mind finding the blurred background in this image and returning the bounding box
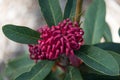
[0,0,120,78]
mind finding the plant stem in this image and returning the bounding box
[75,0,83,23]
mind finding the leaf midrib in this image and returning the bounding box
[69,0,76,19]
[31,62,51,80]
[13,64,34,76]
[48,0,56,25]
[80,52,116,74]
[65,0,73,19]
[5,28,39,40]
[11,64,34,71]
[91,1,100,44]
[69,1,74,19]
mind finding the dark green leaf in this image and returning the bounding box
[2,24,40,44]
[82,73,120,80]
[15,60,54,80]
[64,66,83,80]
[95,42,120,53]
[6,54,34,79]
[44,66,65,80]
[103,23,112,42]
[76,45,119,76]
[7,54,34,69]
[64,0,77,20]
[44,72,58,80]
[83,0,106,44]
[108,51,120,68]
[64,0,73,19]
[38,0,63,26]
[79,64,103,75]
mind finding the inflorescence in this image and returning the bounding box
[29,18,84,66]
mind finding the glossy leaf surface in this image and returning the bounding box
[83,0,106,44]
[95,42,120,53]
[64,66,83,80]
[38,0,63,26]
[76,45,119,76]
[64,0,77,20]
[15,60,54,80]
[2,25,40,44]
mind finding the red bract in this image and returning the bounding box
[29,18,84,66]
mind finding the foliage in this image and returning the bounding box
[2,0,120,80]
[15,60,54,80]
[38,0,63,26]
[64,66,83,80]
[5,54,34,80]
[2,25,40,44]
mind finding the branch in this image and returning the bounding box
[74,0,83,23]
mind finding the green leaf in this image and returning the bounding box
[44,66,65,80]
[82,73,120,80]
[38,0,63,26]
[95,42,120,53]
[15,60,54,80]
[103,23,112,42]
[108,51,120,68]
[64,66,83,80]
[6,54,34,79]
[44,72,58,80]
[79,64,102,75]
[76,45,119,76]
[64,0,77,20]
[64,0,73,19]
[2,24,40,44]
[83,0,106,44]
[44,72,62,80]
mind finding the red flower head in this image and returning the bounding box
[29,18,84,66]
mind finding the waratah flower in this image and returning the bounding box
[29,18,84,66]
